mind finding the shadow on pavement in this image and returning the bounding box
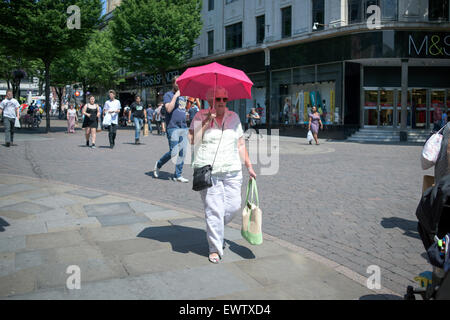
[122,142,147,145]
[0,217,10,232]
[137,225,255,259]
[145,171,172,181]
[359,294,403,300]
[380,217,421,240]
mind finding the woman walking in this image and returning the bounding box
[154,103,163,135]
[66,103,78,133]
[189,87,257,264]
[82,96,100,148]
[308,105,323,145]
[246,107,262,139]
[103,90,122,148]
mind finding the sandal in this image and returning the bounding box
[208,253,221,264]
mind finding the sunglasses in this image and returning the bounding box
[215,97,228,102]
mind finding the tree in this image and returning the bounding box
[110,0,202,84]
[77,29,124,104]
[0,0,102,132]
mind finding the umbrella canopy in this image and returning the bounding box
[176,62,253,101]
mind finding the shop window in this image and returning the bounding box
[429,0,449,21]
[207,30,214,55]
[281,6,292,38]
[225,22,242,51]
[312,0,325,31]
[208,0,214,11]
[256,15,265,44]
[380,0,398,20]
[348,0,363,23]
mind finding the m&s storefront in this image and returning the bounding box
[359,31,450,131]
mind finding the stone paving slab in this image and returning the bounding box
[0,201,53,215]
[0,252,15,277]
[31,195,77,209]
[66,189,107,199]
[96,214,149,228]
[0,236,26,253]
[0,220,47,238]
[143,209,193,221]
[79,225,137,243]
[46,217,101,233]
[84,202,135,217]
[25,230,86,250]
[128,201,168,214]
[0,184,37,198]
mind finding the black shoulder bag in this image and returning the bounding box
[192,121,224,191]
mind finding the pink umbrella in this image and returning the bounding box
[176,62,253,102]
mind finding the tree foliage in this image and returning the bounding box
[78,29,124,92]
[0,0,102,132]
[110,0,203,80]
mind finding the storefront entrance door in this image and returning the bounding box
[379,89,394,127]
[363,89,395,127]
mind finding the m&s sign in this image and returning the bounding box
[409,34,450,57]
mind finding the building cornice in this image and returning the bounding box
[186,22,450,66]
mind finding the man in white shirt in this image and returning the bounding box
[103,89,121,148]
[0,90,20,147]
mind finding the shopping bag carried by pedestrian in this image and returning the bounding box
[103,113,112,127]
[307,130,313,143]
[241,178,263,245]
[143,123,149,136]
[14,118,21,128]
[422,125,445,170]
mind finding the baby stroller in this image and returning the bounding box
[405,174,450,300]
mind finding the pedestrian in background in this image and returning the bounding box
[246,107,262,140]
[67,103,78,133]
[103,90,121,149]
[0,89,20,147]
[154,75,189,183]
[187,98,200,127]
[128,95,147,145]
[146,104,154,134]
[188,86,256,264]
[154,103,163,135]
[433,104,443,132]
[308,105,323,145]
[82,96,100,148]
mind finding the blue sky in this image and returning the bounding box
[102,0,107,15]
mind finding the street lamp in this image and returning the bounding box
[312,22,328,31]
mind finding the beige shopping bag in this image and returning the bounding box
[144,123,149,136]
[241,179,263,245]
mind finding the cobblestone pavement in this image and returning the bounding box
[0,120,432,295]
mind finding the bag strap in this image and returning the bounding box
[211,120,225,169]
[251,179,259,207]
[245,178,252,204]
